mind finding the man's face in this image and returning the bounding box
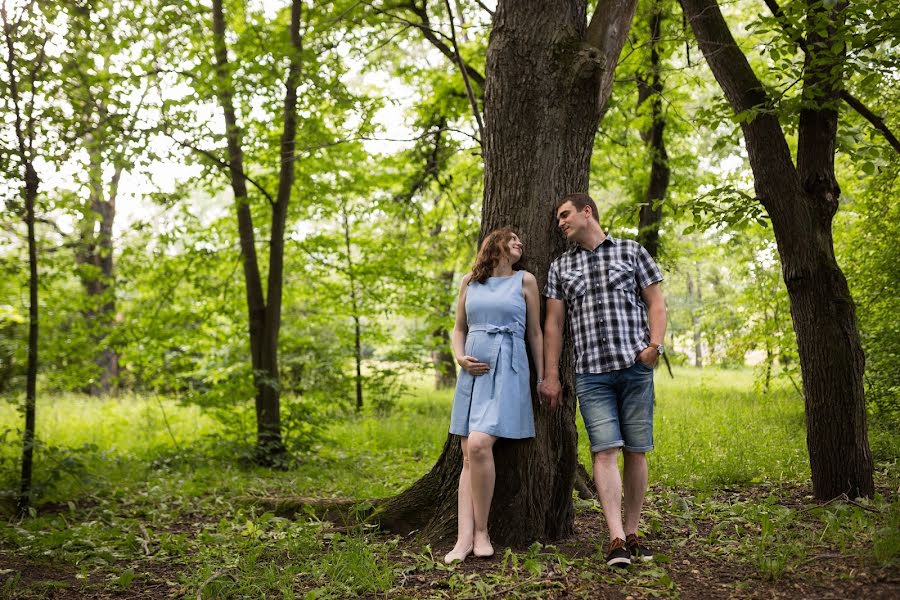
[556,201,590,239]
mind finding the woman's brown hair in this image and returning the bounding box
[470,227,518,284]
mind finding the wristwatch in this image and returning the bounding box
[648,343,665,355]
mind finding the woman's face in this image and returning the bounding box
[505,233,523,264]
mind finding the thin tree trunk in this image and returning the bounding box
[680,0,873,498]
[211,0,303,462]
[692,267,702,367]
[18,162,39,518]
[258,0,303,456]
[636,2,669,259]
[343,213,364,412]
[374,0,639,545]
[4,2,44,518]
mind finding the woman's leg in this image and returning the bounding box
[444,437,474,562]
[467,431,497,557]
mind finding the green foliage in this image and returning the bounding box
[836,159,900,434]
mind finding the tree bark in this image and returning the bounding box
[374,0,638,545]
[680,0,873,498]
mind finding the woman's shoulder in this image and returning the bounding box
[459,272,476,290]
[519,270,537,284]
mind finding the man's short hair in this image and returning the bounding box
[556,193,600,223]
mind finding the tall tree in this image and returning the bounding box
[1,0,49,516]
[207,0,303,463]
[679,0,874,498]
[375,0,639,545]
[63,0,154,395]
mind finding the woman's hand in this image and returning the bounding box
[457,355,490,376]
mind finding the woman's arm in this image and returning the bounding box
[523,272,544,383]
[453,274,489,376]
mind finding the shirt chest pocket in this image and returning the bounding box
[561,270,588,300]
[607,261,636,291]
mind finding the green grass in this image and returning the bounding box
[650,367,810,487]
[0,368,897,598]
[1,368,892,504]
[568,367,811,488]
[0,391,221,453]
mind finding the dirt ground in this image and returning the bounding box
[3,483,898,599]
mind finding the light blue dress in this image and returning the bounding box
[449,270,535,439]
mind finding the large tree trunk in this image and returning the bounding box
[76,135,120,396]
[374,0,638,546]
[680,0,873,498]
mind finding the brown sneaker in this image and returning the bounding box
[625,533,654,562]
[605,537,631,568]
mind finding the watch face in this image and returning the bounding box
[657,345,665,355]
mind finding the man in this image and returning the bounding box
[539,193,667,568]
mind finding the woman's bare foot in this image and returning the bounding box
[443,542,473,563]
[473,533,494,558]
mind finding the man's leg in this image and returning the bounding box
[576,372,632,566]
[622,450,648,536]
[467,431,497,557]
[621,362,656,560]
[445,437,474,562]
[593,448,625,542]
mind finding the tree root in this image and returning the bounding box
[235,495,381,525]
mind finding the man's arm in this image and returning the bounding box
[637,282,667,367]
[539,298,566,410]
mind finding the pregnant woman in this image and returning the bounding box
[444,227,543,563]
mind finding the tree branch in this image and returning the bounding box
[169,135,277,206]
[763,0,899,154]
[442,0,483,141]
[584,0,640,104]
[473,0,494,18]
[367,0,485,91]
[839,91,900,153]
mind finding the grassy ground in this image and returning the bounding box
[0,367,897,598]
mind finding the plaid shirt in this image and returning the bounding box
[544,234,663,374]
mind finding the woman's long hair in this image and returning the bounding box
[470,227,518,284]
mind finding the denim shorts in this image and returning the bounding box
[575,362,655,453]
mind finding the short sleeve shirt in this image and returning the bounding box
[543,235,663,374]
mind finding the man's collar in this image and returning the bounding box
[567,232,615,254]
